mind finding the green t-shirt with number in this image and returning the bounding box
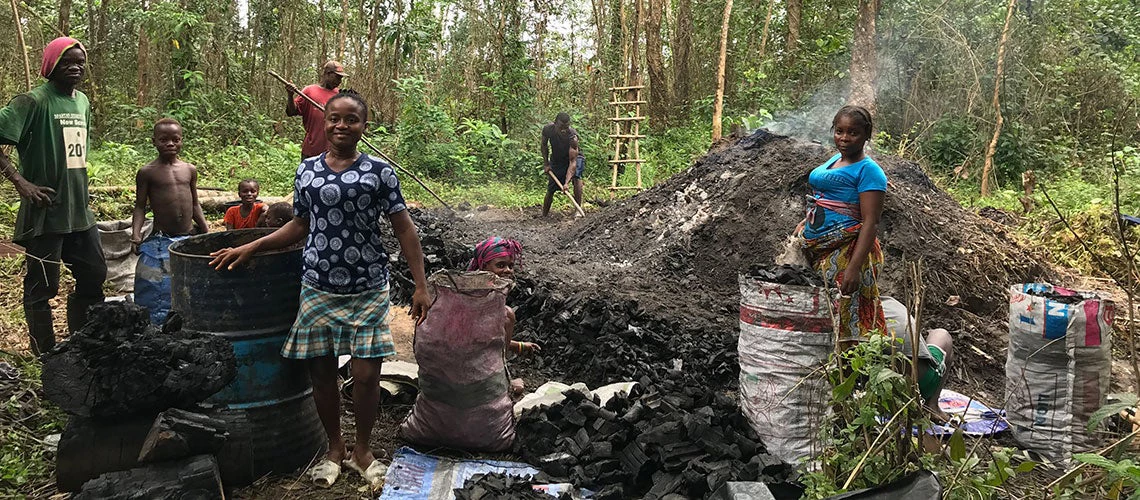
[0,83,94,242]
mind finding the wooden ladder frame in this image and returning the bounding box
[608,84,646,196]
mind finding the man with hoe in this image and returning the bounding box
[0,37,107,355]
[286,60,348,159]
[540,112,583,217]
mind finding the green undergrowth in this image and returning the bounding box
[943,169,1140,280]
[0,352,64,496]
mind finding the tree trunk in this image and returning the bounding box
[759,0,776,58]
[712,0,732,141]
[981,0,1017,197]
[606,0,623,83]
[848,0,880,116]
[10,0,31,91]
[671,0,692,107]
[337,0,348,60]
[628,0,641,86]
[786,0,801,53]
[534,6,548,95]
[318,0,328,66]
[58,0,72,33]
[365,0,379,102]
[135,0,149,126]
[645,0,671,124]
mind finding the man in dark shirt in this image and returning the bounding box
[540,113,582,217]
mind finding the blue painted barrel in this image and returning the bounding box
[169,229,325,487]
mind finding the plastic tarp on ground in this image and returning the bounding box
[927,389,1009,437]
[823,470,941,500]
[1005,283,1112,464]
[378,447,585,500]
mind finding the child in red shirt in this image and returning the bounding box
[223,178,264,230]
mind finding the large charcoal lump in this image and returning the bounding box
[42,303,237,418]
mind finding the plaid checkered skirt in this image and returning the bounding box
[281,283,396,359]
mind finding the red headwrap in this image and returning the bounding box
[467,237,523,272]
[40,37,85,79]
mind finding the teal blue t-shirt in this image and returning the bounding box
[803,154,887,239]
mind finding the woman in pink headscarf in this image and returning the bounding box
[468,237,540,356]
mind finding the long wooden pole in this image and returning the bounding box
[981,0,1016,197]
[11,0,32,91]
[711,0,732,141]
[546,171,586,217]
[268,70,451,210]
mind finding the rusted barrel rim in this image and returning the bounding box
[169,228,300,260]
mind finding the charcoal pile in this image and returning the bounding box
[452,473,557,500]
[1023,287,1087,304]
[514,375,800,500]
[386,208,473,304]
[509,279,736,388]
[41,303,237,418]
[745,264,824,287]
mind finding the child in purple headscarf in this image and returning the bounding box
[469,237,540,357]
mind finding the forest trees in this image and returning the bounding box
[0,0,1133,193]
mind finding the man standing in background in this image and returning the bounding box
[0,37,107,354]
[540,112,583,217]
[285,60,348,160]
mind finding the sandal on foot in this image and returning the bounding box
[310,458,341,488]
[343,458,388,489]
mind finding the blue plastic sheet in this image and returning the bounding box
[379,447,585,499]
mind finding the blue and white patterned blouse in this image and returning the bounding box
[293,153,408,294]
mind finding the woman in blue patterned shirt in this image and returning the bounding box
[210,90,431,489]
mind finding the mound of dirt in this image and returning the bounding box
[562,130,1050,321]
[538,130,1053,392]
[388,130,1056,396]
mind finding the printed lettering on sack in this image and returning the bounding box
[1035,393,1052,426]
[1044,300,1069,340]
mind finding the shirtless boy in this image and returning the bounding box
[130,118,207,325]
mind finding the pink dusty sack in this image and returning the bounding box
[399,271,515,452]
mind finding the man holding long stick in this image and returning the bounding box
[540,112,583,217]
[286,61,347,160]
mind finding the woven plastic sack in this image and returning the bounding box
[97,219,151,292]
[400,271,516,452]
[738,274,832,464]
[1005,283,1113,464]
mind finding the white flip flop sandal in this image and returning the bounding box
[310,458,341,488]
[343,458,388,489]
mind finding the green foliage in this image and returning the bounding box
[0,353,65,496]
[802,333,1033,499]
[921,116,977,172]
[803,333,927,497]
[1088,394,1139,433]
[943,448,1036,500]
[394,76,469,179]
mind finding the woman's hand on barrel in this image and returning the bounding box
[209,243,256,271]
[410,287,432,325]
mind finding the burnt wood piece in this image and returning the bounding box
[138,408,229,463]
[74,454,224,500]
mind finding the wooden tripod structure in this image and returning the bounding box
[608,84,646,195]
